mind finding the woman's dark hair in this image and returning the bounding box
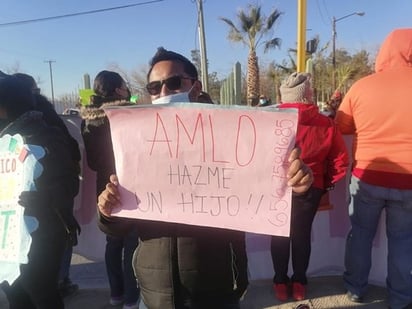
[91,70,125,106]
[0,75,35,120]
[147,47,198,82]
[197,91,213,104]
[13,73,40,94]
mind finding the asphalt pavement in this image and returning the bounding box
[0,253,389,309]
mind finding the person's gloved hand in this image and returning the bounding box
[18,191,46,209]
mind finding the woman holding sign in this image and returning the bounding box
[0,74,80,308]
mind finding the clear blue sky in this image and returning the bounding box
[0,0,410,99]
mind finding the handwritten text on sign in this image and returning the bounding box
[0,136,26,262]
[0,134,43,284]
[105,104,297,236]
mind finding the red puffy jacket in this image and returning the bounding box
[279,103,349,189]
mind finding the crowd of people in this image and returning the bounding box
[0,27,411,309]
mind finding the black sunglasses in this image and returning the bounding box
[146,75,194,95]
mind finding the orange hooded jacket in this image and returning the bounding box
[335,28,412,189]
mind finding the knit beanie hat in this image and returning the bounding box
[280,72,313,103]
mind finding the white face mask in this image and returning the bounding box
[151,84,194,105]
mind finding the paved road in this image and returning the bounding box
[0,254,389,308]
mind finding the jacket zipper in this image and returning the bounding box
[229,243,238,290]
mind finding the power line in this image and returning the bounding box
[315,0,329,27]
[0,0,164,27]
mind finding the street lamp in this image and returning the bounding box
[332,11,365,90]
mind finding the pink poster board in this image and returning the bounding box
[105,104,297,236]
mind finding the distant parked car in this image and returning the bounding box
[62,108,80,116]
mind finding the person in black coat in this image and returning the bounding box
[0,74,80,308]
[81,70,140,308]
[13,72,81,298]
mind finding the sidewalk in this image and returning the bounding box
[0,254,388,309]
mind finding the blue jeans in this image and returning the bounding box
[105,230,140,304]
[344,176,412,309]
[59,246,73,281]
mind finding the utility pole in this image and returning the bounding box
[332,12,364,90]
[196,0,209,93]
[296,0,307,72]
[44,60,56,104]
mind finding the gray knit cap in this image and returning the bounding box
[280,72,313,103]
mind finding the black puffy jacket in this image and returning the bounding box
[81,100,130,196]
[1,111,79,237]
[98,214,249,309]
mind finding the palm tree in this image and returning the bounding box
[220,4,282,105]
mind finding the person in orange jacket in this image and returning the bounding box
[335,28,412,309]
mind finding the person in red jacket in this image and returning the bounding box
[270,72,349,302]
